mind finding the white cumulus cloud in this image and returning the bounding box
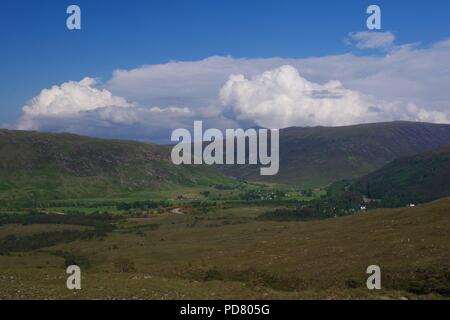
[12,37,450,142]
[16,77,239,142]
[18,78,133,130]
[219,65,449,128]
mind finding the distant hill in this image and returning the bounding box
[220,121,450,187]
[351,143,450,206]
[0,129,232,202]
[2,121,450,202]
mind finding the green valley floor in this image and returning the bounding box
[0,199,449,300]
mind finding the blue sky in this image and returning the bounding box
[1,0,450,141]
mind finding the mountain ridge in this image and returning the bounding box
[351,142,450,205]
[0,129,233,202]
[2,120,450,201]
[219,121,450,187]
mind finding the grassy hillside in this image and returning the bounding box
[220,121,450,187]
[2,121,450,203]
[0,129,234,203]
[0,198,449,299]
[352,143,450,206]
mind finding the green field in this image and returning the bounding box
[0,128,449,300]
[0,196,449,300]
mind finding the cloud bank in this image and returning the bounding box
[14,36,450,142]
[18,78,133,131]
[220,65,448,128]
[17,77,238,142]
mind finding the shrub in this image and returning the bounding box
[113,258,136,273]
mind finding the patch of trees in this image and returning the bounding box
[257,207,323,221]
[351,266,450,297]
[200,191,210,198]
[0,211,118,234]
[240,189,285,201]
[116,200,170,211]
[0,230,99,255]
[211,184,237,190]
[0,199,120,209]
[308,183,363,216]
[190,201,217,215]
[0,211,119,254]
[301,189,313,197]
[401,267,450,296]
[52,250,92,268]
[175,266,303,292]
[258,183,364,221]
